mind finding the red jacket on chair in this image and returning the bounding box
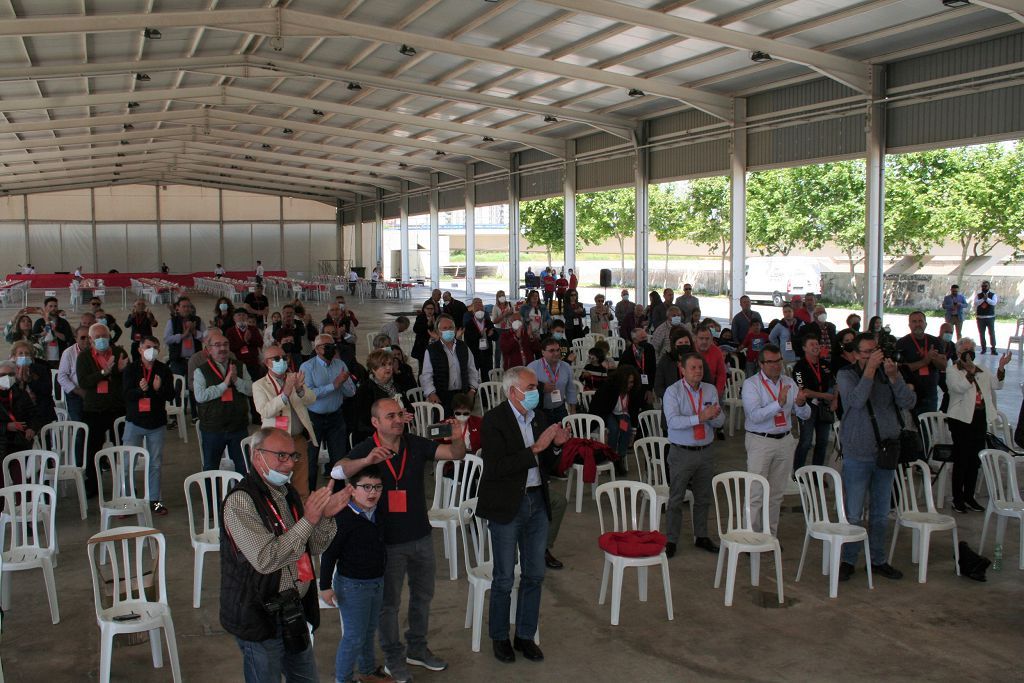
[559,437,618,483]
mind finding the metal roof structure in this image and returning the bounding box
[1,0,1022,205]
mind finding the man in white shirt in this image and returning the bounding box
[380,316,410,347]
[420,315,479,415]
[254,259,265,284]
[741,343,810,536]
[58,325,91,423]
[974,280,999,354]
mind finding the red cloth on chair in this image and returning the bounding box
[558,437,618,483]
[598,530,667,557]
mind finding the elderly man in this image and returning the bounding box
[731,296,763,345]
[340,398,467,681]
[195,331,253,473]
[695,325,727,397]
[464,298,496,380]
[77,322,130,496]
[221,428,350,682]
[527,337,576,425]
[381,316,410,347]
[421,315,479,415]
[478,367,570,664]
[794,293,817,325]
[165,296,204,420]
[300,334,356,490]
[33,296,75,368]
[651,306,684,359]
[441,291,468,331]
[614,289,633,324]
[741,344,810,536]
[57,325,91,424]
[254,344,318,499]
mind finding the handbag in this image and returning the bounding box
[814,401,836,424]
[865,383,919,470]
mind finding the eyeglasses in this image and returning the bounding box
[77,336,90,340]
[256,448,302,463]
[761,358,783,364]
[453,412,471,417]
[354,484,384,493]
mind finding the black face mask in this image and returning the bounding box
[961,350,975,362]
[842,342,856,353]
[321,345,336,361]
[674,345,690,359]
[850,323,861,332]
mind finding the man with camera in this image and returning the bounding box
[340,397,467,682]
[895,311,948,419]
[835,333,916,582]
[221,427,351,682]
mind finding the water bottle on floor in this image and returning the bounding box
[993,543,1002,571]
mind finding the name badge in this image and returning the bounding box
[618,417,630,433]
[296,552,315,583]
[784,341,792,352]
[388,489,407,513]
[240,346,249,355]
[550,389,562,403]
[275,415,290,431]
[182,337,193,351]
[478,339,488,351]
[919,366,930,376]
[133,333,142,342]
[97,380,109,394]
[221,387,234,402]
[138,398,151,413]
[640,375,649,385]
[774,412,788,428]
[693,423,706,440]
[575,318,581,326]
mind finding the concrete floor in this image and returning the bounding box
[2,287,1022,683]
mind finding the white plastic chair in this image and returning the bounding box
[405,387,425,405]
[1006,317,1024,355]
[632,437,693,533]
[978,449,1024,570]
[889,460,960,583]
[712,472,784,607]
[637,410,663,439]
[411,401,443,438]
[87,526,182,683]
[595,481,673,626]
[991,410,1024,455]
[0,484,59,623]
[562,413,614,513]
[165,374,189,443]
[578,390,595,413]
[0,513,5,681]
[2,450,59,551]
[50,368,65,410]
[429,456,483,581]
[794,466,873,597]
[918,411,953,510]
[477,381,505,412]
[41,420,89,520]
[487,368,503,383]
[95,447,153,562]
[723,368,745,437]
[572,379,585,402]
[185,471,242,609]
[109,416,127,447]
[607,336,626,359]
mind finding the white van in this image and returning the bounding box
[744,257,821,306]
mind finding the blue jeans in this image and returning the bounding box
[841,458,896,566]
[793,415,831,470]
[488,488,549,641]
[334,575,384,682]
[201,428,249,474]
[235,628,318,683]
[122,422,167,502]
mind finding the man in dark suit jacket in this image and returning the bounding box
[617,327,658,409]
[477,366,570,665]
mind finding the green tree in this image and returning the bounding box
[746,169,815,255]
[648,184,687,275]
[519,196,565,266]
[683,176,731,293]
[578,188,636,284]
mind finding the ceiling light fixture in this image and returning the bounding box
[627,88,645,97]
[123,123,134,130]
[435,150,446,156]
[399,44,417,57]
[751,51,772,63]
[312,109,325,116]
[127,101,140,109]
[941,0,970,6]
[135,73,151,81]
[244,155,254,160]
[144,28,162,39]
[543,115,557,123]
[347,82,362,91]
[283,128,294,134]
[262,143,272,149]
[482,136,494,142]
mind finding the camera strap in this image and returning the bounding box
[265,494,315,584]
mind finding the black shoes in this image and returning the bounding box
[965,499,985,512]
[492,639,515,663]
[513,637,544,662]
[952,502,969,514]
[694,537,719,553]
[838,562,855,582]
[872,563,904,580]
[665,542,676,558]
[544,549,563,570]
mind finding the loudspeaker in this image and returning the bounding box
[599,268,612,288]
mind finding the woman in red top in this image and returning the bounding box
[739,319,770,376]
[555,272,569,315]
[498,314,540,370]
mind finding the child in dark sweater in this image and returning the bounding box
[319,465,389,683]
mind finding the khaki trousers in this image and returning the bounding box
[744,433,795,537]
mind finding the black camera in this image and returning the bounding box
[265,589,310,653]
[880,339,901,363]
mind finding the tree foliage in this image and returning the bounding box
[519,197,565,265]
[578,188,636,282]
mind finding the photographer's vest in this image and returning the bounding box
[426,340,470,392]
[167,315,202,363]
[220,476,320,641]
[196,359,249,433]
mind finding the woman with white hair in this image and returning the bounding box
[945,337,1010,514]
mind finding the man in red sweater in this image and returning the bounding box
[695,325,726,397]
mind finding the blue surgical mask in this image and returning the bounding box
[671,316,682,326]
[710,328,720,339]
[93,337,110,351]
[14,356,32,367]
[520,387,540,411]
[262,453,293,486]
[441,330,456,343]
[271,358,288,375]
[553,332,565,340]
[219,303,229,312]
[942,332,953,342]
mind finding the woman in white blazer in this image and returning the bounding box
[945,337,1009,514]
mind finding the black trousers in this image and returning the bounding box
[84,408,124,496]
[948,407,986,505]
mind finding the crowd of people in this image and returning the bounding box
[0,275,1016,682]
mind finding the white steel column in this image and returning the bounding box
[563,139,577,276]
[465,163,476,299]
[353,202,363,267]
[429,173,440,289]
[374,189,383,272]
[634,123,650,301]
[729,98,747,317]
[865,65,886,320]
[399,181,410,281]
[508,154,521,297]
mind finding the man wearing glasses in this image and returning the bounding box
[221,427,352,682]
[741,344,810,537]
[526,337,577,425]
[195,332,253,473]
[339,398,468,682]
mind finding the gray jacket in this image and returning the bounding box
[836,364,916,463]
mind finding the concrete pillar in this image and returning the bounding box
[400,181,410,281]
[353,202,363,268]
[865,65,886,320]
[336,199,344,272]
[465,164,476,298]
[429,173,440,289]
[374,188,383,272]
[633,123,650,302]
[508,154,521,297]
[563,139,577,276]
[729,98,747,318]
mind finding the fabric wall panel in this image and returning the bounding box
[222,223,253,270]
[95,224,128,273]
[189,223,221,272]
[160,223,190,273]
[309,222,338,276]
[28,223,62,273]
[126,223,159,272]
[283,223,311,274]
[251,223,281,270]
[0,222,27,277]
[59,223,93,272]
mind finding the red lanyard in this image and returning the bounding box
[910,335,928,357]
[543,361,559,384]
[684,383,702,415]
[91,348,111,369]
[373,433,408,484]
[474,317,485,333]
[264,496,300,534]
[760,374,782,402]
[618,394,629,413]
[807,360,822,386]
[141,363,154,386]
[633,346,645,372]
[207,359,227,381]
[267,373,285,396]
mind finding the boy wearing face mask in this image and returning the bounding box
[122,336,177,516]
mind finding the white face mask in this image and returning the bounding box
[817,313,828,323]
[498,296,507,304]
[0,375,12,391]
[142,347,158,362]
[454,414,470,423]
[511,320,523,331]
[474,310,485,320]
